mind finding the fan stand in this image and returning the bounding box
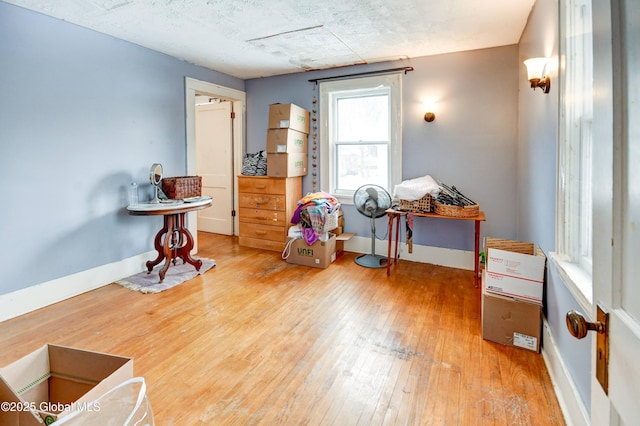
[355,216,389,268]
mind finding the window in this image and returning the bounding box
[556,0,593,305]
[319,74,402,204]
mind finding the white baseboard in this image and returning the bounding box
[0,251,155,324]
[344,235,475,271]
[541,318,590,426]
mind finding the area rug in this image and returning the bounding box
[116,258,216,293]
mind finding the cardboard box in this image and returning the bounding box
[487,248,545,282]
[268,103,310,134]
[482,281,542,352]
[266,128,308,154]
[484,237,535,256]
[286,234,336,268]
[0,344,133,425]
[484,270,544,304]
[267,153,308,177]
[484,238,546,304]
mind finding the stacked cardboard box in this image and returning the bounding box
[481,238,546,352]
[484,238,546,304]
[481,276,542,352]
[266,103,310,177]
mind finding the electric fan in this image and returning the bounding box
[353,184,392,268]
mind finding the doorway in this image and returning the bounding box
[184,78,246,245]
[195,98,233,235]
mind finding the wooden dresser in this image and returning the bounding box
[238,176,302,251]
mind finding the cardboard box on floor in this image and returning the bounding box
[0,344,133,425]
[481,271,542,352]
[268,103,310,134]
[483,237,546,304]
[286,233,336,268]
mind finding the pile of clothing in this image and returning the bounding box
[291,191,341,245]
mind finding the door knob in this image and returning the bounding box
[566,310,606,339]
[565,306,609,394]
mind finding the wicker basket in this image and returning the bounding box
[162,176,202,199]
[398,194,432,213]
[433,201,480,218]
[322,209,340,232]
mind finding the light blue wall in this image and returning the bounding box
[518,0,591,413]
[0,2,243,295]
[246,46,520,251]
[2,1,590,415]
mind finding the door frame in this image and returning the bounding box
[590,0,640,423]
[184,78,246,242]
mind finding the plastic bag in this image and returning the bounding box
[53,377,154,425]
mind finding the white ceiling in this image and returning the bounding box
[4,0,536,80]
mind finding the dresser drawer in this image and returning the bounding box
[239,221,286,242]
[239,207,289,227]
[239,193,287,210]
[238,176,286,194]
[238,236,287,252]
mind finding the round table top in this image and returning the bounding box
[127,196,212,216]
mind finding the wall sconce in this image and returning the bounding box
[524,57,551,94]
[423,99,436,122]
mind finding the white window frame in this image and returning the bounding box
[319,73,402,205]
[553,0,594,313]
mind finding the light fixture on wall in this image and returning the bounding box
[524,57,551,94]
[423,98,436,122]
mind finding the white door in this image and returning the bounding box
[590,0,640,423]
[196,101,234,235]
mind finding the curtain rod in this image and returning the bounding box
[308,66,414,83]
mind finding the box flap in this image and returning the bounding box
[0,375,44,425]
[0,345,50,399]
[48,345,131,385]
[47,345,133,414]
[335,232,355,241]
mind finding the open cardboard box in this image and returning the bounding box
[286,233,337,268]
[0,344,133,425]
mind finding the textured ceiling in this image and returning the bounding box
[4,0,536,79]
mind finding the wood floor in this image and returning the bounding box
[0,232,565,425]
